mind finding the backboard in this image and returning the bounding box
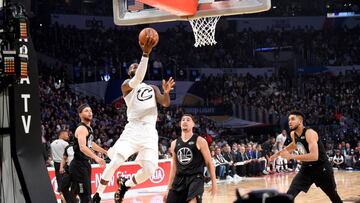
[113,0,271,26]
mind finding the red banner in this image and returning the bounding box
[48,160,171,200]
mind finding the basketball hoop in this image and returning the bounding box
[189,16,221,47]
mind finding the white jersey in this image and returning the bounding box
[276,134,287,151]
[50,139,69,163]
[124,82,158,125]
[276,134,286,151]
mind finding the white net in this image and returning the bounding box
[189,16,221,47]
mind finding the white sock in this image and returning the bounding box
[284,160,288,169]
[97,184,106,195]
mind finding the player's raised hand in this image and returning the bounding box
[162,77,175,94]
[139,35,157,55]
[139,28,159,55]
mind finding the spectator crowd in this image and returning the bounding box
[32,24,360,83]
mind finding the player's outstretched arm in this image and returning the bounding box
[269,132,297,161]
[151,77,175,107]
[92,142,107,157]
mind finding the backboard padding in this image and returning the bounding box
[113,0,271,25]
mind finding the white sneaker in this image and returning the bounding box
[233,174,244,182]
[226,175,234,182]
[262,170,269,175]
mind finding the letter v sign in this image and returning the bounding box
[21,115,31,134]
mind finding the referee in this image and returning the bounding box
[50,129,69,196]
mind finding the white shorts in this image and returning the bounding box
[107,121,158,165]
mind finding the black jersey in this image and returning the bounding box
[294,127,328,166]
[175,134,205,176]
[73,122,94,161]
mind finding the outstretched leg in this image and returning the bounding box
[96,153,126,194]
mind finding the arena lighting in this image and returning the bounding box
[255,47,277,51]
[102,73,111,81]
[327,11,360,18]
[255,46,293,52]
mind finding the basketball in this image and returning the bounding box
[138,27,159,47]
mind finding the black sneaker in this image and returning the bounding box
[92,192,101,203]
[114,177,130,203]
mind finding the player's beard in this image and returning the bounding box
[129,71,135,78]
[290,124,299,131]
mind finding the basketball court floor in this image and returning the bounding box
[99,171,360,203]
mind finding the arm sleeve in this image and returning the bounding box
[129,56,149,88]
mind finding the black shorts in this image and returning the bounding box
[166,174,204,203]
[69,159,92,196]
[288,163,337,193]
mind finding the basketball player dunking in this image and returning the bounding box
[270,111,342,203]
[164,114,217,203]
[92,33,175,203]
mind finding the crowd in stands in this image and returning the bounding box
[48,0,113,16]
[32,24,360,83]
[328,141,360,170]
[198,71,360,140]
